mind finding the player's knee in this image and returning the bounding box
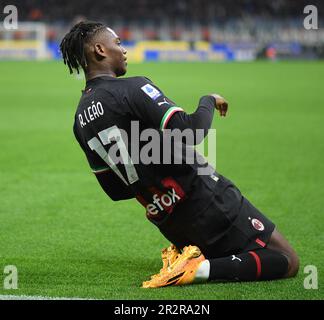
[268,230,299,278]
[285,250,299,278]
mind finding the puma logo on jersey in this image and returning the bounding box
[146,188,181,216]
[157,98,170,106]
[231,255,242,262]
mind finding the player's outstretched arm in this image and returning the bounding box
[166,93,229,144]
[129,78,228,144]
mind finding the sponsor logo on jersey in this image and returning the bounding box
[251,218,265,231]
[141,84,162,100]
[135,177,186,219]
[146,188,181,216]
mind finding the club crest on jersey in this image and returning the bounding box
[141,84,162,100]
[251,218,265,231]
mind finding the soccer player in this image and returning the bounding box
[60,21,299,288]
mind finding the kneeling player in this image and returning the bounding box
[60,21,299,288]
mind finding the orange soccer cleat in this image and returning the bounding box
[142,245,206,288]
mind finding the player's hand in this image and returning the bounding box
[209,94,228,117]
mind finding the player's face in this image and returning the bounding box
[103,28,128,77]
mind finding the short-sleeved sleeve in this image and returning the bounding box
[127,77,184,130]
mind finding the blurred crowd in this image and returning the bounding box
[2,0,323,45]
[7,0,323,23]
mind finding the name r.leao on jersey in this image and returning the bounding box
[78,100,104,128]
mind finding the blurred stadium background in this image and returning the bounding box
[1,0,324,62]
[0,1,323,300]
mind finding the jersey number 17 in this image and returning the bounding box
[87,125,139,186]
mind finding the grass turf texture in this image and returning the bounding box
[0,61,323,300]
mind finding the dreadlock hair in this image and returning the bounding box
[60,21,106,74]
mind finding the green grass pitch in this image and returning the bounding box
[0,60,323,300]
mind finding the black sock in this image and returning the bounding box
[208,249,289,281]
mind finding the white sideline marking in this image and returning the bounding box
[0,294,96,300]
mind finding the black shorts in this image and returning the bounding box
[158,176,275,259]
